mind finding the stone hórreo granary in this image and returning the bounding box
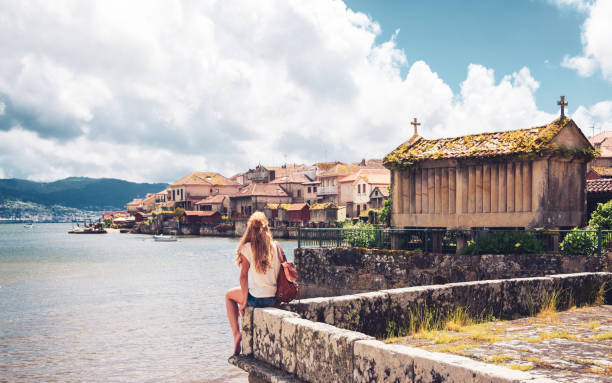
[383,116,596,229]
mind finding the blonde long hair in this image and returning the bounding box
[236,211,274,273]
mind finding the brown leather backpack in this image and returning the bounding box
[275,243,299,303]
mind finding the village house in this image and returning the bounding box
[270,172,316,203]
[316,163,359,205]
[195,194,229,215]
[168,172,241,210]
[369,186,389,210]
[229,183,291,219]
[588,131,612,168]
[153,188,170,210]
[126,198,144,213]
[303,179,320,205]
[383,113,596,230]
[140,193,157,212]
[338,168,390,218]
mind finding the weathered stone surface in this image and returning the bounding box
[242,306,254,356]
[283,296,332,323]
[279,317,300,374]
[294,319,373,383]
[228,354,306,383]
[500,277,553,317]
[253,308,299,368]
[295,247,610,298]
[353,340,537,383]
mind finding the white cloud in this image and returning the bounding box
[559,0,612,82]
[0,0,608,183]
[573,101,612,135]
[561,55,598,77]
[548,0,593,12]
[0,100,4,116]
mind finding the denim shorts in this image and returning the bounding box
[247,292,276,308]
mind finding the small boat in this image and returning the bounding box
[24,223,34,229]
[154,234,177,242]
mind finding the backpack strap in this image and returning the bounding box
[275,241,287,263]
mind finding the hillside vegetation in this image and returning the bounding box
[0,177,168,211]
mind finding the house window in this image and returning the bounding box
[297,190,302,197]
[314,187,317,193]
[308,187,311,193]
[173,190,176,200]
[363,204,367,211]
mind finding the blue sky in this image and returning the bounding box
[345,0,608,116]
[0,0,610,182]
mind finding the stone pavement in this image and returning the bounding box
[393,305,612,382]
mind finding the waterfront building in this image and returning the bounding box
[126,198,144,213]
[229,183,291,219]
[316,163,359,205]
[384,114,596,230]
[184,210,222,224]
[168,172,241,210]
[195,194,229,214]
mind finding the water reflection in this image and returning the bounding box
[0,224,297,382]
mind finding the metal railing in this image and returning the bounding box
[297,227,612,256]
[317,186,338,195]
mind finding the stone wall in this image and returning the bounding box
[233,273,612,382]
[295,247,611,298]
[285,272,612,338]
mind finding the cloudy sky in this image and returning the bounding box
[0,0,610,183]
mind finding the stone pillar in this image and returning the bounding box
[456,233,466,254]
[432,231,443,253]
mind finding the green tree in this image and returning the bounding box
[589,200,612,230]
[173,208,185,222]
[559,228,598,256]
[379,186,391,227]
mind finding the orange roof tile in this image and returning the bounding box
[232,183,289,198]
[195,195,226,204]
[339,169,390,184]
[171,172,239,187]
[587,179,612,193]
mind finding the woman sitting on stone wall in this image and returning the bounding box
[225,211,282,355]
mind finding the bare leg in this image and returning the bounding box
[225,287,243,355]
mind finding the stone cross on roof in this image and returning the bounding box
[557,96,568,118]
[411,117,421,136]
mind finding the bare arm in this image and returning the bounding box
[239,254,249,316]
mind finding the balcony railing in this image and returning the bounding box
[317,186,338,195]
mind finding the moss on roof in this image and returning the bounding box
[383,117,597,170]
[310,202,339,210]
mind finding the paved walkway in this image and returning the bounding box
[393,305,612,382]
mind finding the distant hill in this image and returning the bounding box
[0,177,169,211]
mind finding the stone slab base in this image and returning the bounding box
[229,355,306,383]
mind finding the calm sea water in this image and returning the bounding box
[0,223,297,382]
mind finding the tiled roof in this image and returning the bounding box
[319,163,360,177]
[185,210,220,217]
[589,132,612,158]
[171,172,239,187]
[195,195,226,204]
[587,179,612,193]
[370,186,390,197]
[270,172,313,184]
[232,183,289,198]
[384,118,593,169]
[284,203,308,211]
[339,169,390,185]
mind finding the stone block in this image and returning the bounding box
[500,277,553,317]
[253,308,299,368]
[325,294,363,330]
[295,319,372,383]
[352,291,391,337]
[353,340,536,383]
[242,306,254,356]
[286,296,332,322]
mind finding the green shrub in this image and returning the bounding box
[342,221,380,248]
[462,231,544,255]
[559,228,598,256]
[589,200,612,230]
[379,186,392,227]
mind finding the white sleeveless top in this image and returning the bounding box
[241,241,281,298]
